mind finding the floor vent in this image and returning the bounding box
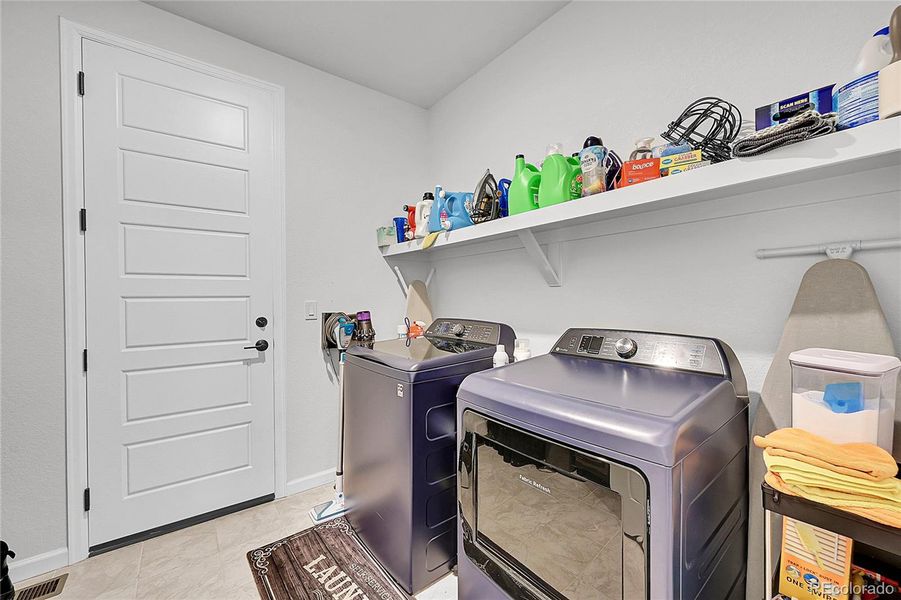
[15,573,68,600]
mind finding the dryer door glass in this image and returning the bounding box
[459,410,648,600]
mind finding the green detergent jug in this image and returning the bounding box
[538,148,581,207]
[507,154,541,216]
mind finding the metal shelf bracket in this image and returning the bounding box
[393,265,435,297]
[518,230,562,287]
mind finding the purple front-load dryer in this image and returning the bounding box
[457,328,749,600]
[344,318,515,596]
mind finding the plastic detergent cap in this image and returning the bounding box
[497,344,505,352]
[423,192,434,200]
[516,153,524,159]
[876,26,890,36]
[546,143,563,156]
[823,382,864,413]
[356,311,371,321]
[789,348,901,374]
[583,136,604,148]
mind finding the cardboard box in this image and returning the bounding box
[756,85,835,130]
[618,158,660,187]
[664,160,710,176]
[779,517,852,600]
[658,150,702,171]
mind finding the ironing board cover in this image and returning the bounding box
[404,280,433,326]
[747,259,899,600]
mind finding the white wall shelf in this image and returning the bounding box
[381,119,901,284]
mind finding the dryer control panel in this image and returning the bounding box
[552,328,728,377]
[425,318,514,347]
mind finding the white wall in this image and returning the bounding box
[2,0,900,579]
[425,2,901,388]
[0,0,429,568]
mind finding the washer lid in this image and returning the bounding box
[347,336,494,372]
[458,353,746,466]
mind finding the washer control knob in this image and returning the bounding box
[614,337,638,359]
[451,323,466,337]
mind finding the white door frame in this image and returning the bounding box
[59,18,288,564]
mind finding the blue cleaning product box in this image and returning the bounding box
[834,72,880,130]
[755,85,835,130]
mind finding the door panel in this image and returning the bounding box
[124,362,249,422]
[83,39,277,546]
[122,225,249,277]
[125,423,251,495]
[122,151,248,214]
[119,76,248,149]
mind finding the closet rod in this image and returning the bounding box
[756,238,901,260]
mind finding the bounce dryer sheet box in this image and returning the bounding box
[755,85,835,130]
[618,158,660,187]
[779,517,853,600]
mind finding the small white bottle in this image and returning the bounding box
[513,338,531,362]
[493,345,509,368]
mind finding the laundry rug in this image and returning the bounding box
[246,517,410,600]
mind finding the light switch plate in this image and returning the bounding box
[304,301,318,321]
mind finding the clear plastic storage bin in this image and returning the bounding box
[790,348,899,452]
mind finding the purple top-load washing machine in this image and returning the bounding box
[344,318,515,595]
[456,328,749,600]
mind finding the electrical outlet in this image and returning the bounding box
[304,300,318,321]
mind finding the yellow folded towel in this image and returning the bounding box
[763,451,901,528]
[754,427,898,481]
[764,453,901,503]
[765,472,901,529]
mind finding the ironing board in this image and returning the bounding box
[404,280,433,326]
[747,258,899,600]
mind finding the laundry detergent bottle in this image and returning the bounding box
[538,145,580,207]
[414,192,433,239]
[507,154,541,216]
[429,185,474,231]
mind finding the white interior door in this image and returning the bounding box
[82,39,278,547]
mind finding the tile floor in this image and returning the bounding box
[16,484,457,600]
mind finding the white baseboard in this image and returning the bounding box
[285,468,334,497]
[9,546,69,584]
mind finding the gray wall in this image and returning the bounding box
[424,3,900,414]
[1,0,429,563]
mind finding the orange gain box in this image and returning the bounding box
[618,158,661,187]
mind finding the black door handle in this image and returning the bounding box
[244,340,269,352]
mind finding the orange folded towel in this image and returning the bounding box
[753,428,898,481]
[765,472,901,529]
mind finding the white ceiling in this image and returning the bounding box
[145,1,568,108]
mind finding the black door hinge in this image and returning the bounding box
[82,349,88,372]
[83,488,91,511]
[77,71,85,96]
[79,208,87,232]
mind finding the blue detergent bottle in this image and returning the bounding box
[429,185,474,232]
